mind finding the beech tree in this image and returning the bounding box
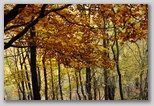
[4,4,148,100]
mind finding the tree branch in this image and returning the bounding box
[55,11,115,31]
[4,4,71,50]
[4,4,27,27]
[4,4,47,50]
[4,17,34,32]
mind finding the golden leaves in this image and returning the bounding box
[5,4,148,72]
[142,65,148,71]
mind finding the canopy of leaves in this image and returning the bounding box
[4,4,148,70]
[4,4,148,100]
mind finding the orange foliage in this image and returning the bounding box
[4,4,148,71]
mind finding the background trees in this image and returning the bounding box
[4,4,148,100]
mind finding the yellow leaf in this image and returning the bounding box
[142,65,148,71]
[40,90,44,95]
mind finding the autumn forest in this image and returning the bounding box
[4,4,148,100]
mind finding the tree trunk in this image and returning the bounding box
[42,53,48,100]
[86,67,92,100]
[58,63,63,100]
[30,27,41,100]
[108,77,115,100]
[143,71,148,100]
[24,64,33,100]
[102,21,110,100]
[17,48,26,100]
[104,67,108,100]
[79,71,87,100]
[67,70,72,100]
[111,25,124,100]
[114,26,124,100]
[93,76,97,100]
[75,72,81,100]
[50,59,55,100]
[17,85,22,100]
[139,71,143,100]
[116,62,123,100]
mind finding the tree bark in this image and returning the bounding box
[4,5,47,50]
[67,70,72,100]
[50,59,55,100]
[75,72,81,100]
[4,4,27,27]
[108,77,116,100]
[30,27,41,100]
[58,63,63,100]
[79,71,87,100]
[112,25,124,100]
[25,66,33,100]
[93,76,97,100]
[17,48,26,100]
[104,67,108,100]
[42,52,48,100]
[86,67,92,100]
[4,4,71,50]
[139,71,143,100]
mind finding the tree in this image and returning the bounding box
[4,4,148,100]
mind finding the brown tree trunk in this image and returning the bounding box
[58,63,63,100]
[139,71,143,100]
[86,67,92,100]
[24,64,33,100]
[42,52,48,100]
[50,59,55,100]
[104,67,108,100]
[67,70,72,100]
[112,25,124,100]
[30,27,41,100]
[108,77,116,100]
[75,72,81,100]
[143,71,148,100]
[93,76,97,100]
[79,71,87,100]
[17,48,26,100]
[102,17,110,100]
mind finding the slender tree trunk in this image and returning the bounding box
[98,87,101,100]
[24,64,33,100]
[143,71,148,100]
[113,25,124,100]
[17,48,26,100]
[75,72,81,100]
[30,27,40,100]
[42,53,48,100]
[21,80,26,100]
[67,70,72,100]
[93,76,97,100]
[37,66,41,92]
[104,67,108,100]
[116,63,123,100]
[55,86,59,100]
[58,63,63,100]
[86,67,92,100]
[50,59,55,100]
[14,48,26,100]
[17,85,22,100]
[108,77,115,100]
[139,71,143,100]
[102,17,110,100]
[5,50,24,100]
[79,71,87,100]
